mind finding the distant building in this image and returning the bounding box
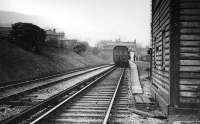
[45,29,65,41]
[60,39,78,48]
[96,39,136,51]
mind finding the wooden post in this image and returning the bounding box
[169,0,180,108]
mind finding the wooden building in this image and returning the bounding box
[151,0,200,114]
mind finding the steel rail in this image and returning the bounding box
[30,67,116,124]
[103,68,125,124]
[1,66,115,124]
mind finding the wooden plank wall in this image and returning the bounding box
[178,0,200,107]
[151,0,171,108]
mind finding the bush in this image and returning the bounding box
[92,47,100,55]
[10,22,46,53]
[73,42,87,54]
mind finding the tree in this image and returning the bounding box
[73,42,87,54]
[10,22,46,53]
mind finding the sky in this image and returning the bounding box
[0,0,151,47]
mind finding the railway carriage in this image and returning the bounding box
[151,0,200,115]
[113,46,129,67]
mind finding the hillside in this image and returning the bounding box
[0,40,112,84]
[0,11,52,28]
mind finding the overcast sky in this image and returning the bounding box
[0,0,151,46]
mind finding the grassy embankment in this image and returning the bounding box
[0,40,113,85]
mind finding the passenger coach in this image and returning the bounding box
[113,46,129,67]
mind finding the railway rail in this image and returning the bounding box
[27,68,128,124]
[0,64,114,123]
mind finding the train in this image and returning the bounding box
[113,46,130,67]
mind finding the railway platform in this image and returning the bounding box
[129,61,166,119]
[129,60,143,94]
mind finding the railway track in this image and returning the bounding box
[108,69,130,123]
[27,68,131,124]
[0,64,110,88]
[0,65,114,123]
[1,65,165,124]
[0,64,111,101]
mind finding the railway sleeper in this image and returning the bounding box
[44,118,103,124]
[63,109,106,113]
[65,105,108,109]
[47,115,105,121]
